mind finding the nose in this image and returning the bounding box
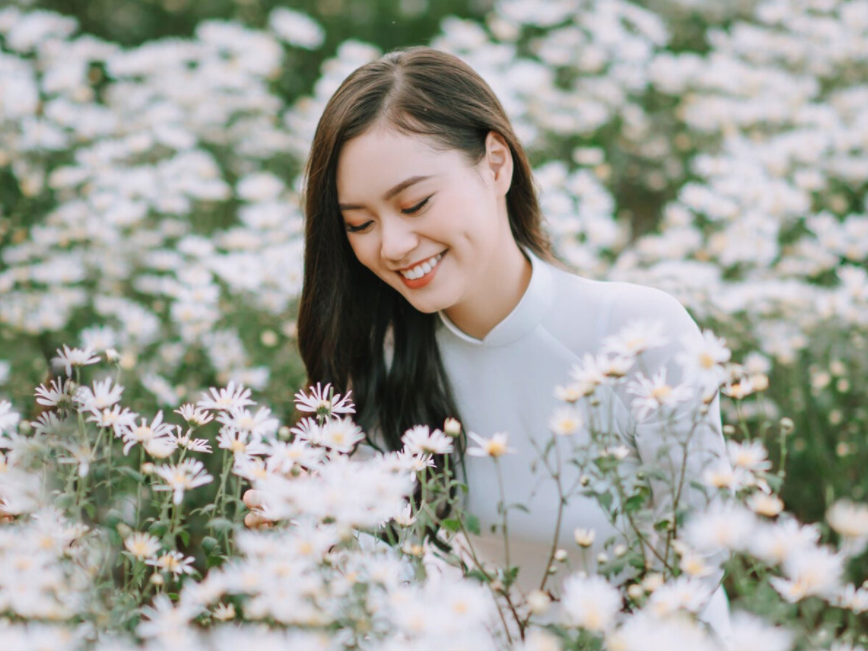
[379,214,419,265]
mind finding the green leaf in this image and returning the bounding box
[207,517,234,532]
[507,503,530,514]
[441,519,460,533]
[179,530,190,546]
[465,514,481,536]
[202,536,219,553]
[623,495,645,514]
[116,466,144,483]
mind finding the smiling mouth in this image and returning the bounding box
[396,250,447,280]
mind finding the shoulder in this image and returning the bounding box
[603,280,700,341]
[540,261,701,356]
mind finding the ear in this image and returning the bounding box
[483,130,513,196]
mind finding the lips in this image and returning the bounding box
[397,250,446,289]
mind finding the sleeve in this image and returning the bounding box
[601,283,732,615]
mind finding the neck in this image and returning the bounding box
[443,240,533,341]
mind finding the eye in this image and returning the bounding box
[345,221,373,233]
[402,195,432,215]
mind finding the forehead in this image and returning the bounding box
[336,127,454,199]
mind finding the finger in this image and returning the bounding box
[242,489,264,510]
[244,512,265,529]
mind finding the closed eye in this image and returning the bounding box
[402,195,432,215]
[345,195,433,233]
[346,221,372,233]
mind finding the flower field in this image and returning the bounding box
[1,0,867,649]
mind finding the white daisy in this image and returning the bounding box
[57,441,93,477]
[384,449,435,473]
[293,381,355,417]
[675,329,731,392]
[52,344,101,376]
[174,403,214,426]
[749,518,821,566]
[32,411,73,437]
[125,532,161,560]
[317,416,364,453]
[560,574,621,632]
[216,406,279,439]
[74,377,124,412]
[233,455,271,482]
[137,593,201,639]
[0,401,19,435]
[626,367,695,421]
[648,576,713,616]
[722,376,756,400]
[216,428,268,458]
[827,500,868,555]
[145,550,197,576]
[747,492,784,518]
[196,381,254,412]
[683,502,757,555]
[401,425,453,455]
[601,318,668,358]
[466,431,516,458]
[152,459,213,504]
[34,377,75,409]
[169,429,212,453]
[727,440,772,472]
[568,352,610,393]
[265,439,324,473]
[118,411,176,456]
[770,545,844,602]
[86,404,139,436]
[548,406,584,435]
[288,415,321,442]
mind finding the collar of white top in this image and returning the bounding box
[435,245,555,347]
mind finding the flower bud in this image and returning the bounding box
[278,426,291,440]
[526,589,551,615]
[596,552,608,564]
[574,527,595,548]
[150,573,164,586]
[614,544,627,557]
[627,584,644,600]
[779,417,794,435]
[141,462,155,475]
[554,549,567,562]
[444,417,461,437]
[751,374,769,392]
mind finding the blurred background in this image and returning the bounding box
[1,0,867,541]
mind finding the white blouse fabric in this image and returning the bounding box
[433,245,732,640]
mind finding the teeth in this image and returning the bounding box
[400,252,443,280]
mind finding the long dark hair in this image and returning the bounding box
[298,46,554,469]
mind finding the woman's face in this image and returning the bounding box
[335,125,514,315]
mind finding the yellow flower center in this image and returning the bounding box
[699,352,715,369]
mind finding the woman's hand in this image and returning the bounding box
[242,488,274,530]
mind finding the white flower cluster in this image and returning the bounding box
[0,5,324,402]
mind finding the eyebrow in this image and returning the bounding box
[338,175,434,211]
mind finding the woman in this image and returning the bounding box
[246,46,732,640]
